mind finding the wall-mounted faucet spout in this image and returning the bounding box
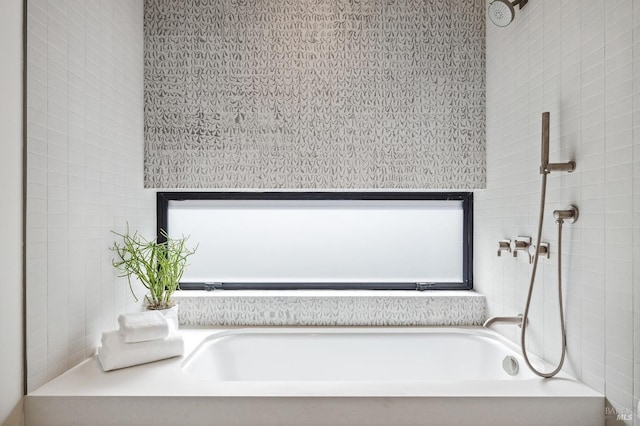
[483,314,525,329]
[539,112,576,175]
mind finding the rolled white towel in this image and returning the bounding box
[118,311,170,343]
[98,326,184,372]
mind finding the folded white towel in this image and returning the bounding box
[98,325,184,372]
[118,311,170,343]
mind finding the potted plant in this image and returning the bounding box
[110,226,197,311]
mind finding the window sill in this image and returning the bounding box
[173,290,486,327]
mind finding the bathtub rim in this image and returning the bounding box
[179,326,577,384]
[28,326,603,399]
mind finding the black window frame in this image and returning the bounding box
[157,191,473,291]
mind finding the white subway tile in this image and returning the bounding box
[26,0,152,391]
[483,0,639,417]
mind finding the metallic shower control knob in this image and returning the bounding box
[528,242,550,260]
[497,240,511,256]
[510,237,531,259]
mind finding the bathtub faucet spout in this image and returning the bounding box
[483,314,526,329]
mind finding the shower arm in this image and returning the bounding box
[512,0,528,9]
[539,112,576,175]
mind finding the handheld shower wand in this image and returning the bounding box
[521,112,578,378]
[539,112,576,175]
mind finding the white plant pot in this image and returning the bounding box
[148,305,179,329]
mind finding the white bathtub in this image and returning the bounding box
[183,328,541,382]
[27,327,603,426]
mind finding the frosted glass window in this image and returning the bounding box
[159,193,472,290]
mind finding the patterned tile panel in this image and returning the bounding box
[144,0,486,189]
[175,293,486,326]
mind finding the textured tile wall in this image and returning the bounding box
[143,0,486,189]
[477,0,639,423]
[26,0,154,392]
[174,292,486,327]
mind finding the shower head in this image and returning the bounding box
[488,0,528,27]
[488,0,515,27]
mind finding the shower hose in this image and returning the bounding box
[520,172,567,378]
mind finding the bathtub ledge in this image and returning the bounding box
[173,290,486,326]
[25,327,603,426]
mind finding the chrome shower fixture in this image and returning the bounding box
[488,0,528,27]
[519,112,578,378]
[528,242,549,260]
[553,206,579,224]
[540,112,576,175]
[510,236,531,259]
[496,239,511,256]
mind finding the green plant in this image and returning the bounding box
[110,226,197,310]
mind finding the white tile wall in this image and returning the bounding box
[0,0,25,423]
[26,0,154,392]
[634,0,640,422]
[478,0,639,424]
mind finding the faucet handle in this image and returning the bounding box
[497,239,511,257]
[528,242,550,261]
[510,237,531,259]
